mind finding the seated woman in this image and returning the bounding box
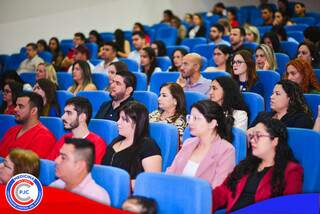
[273,10,294,26]
[253,80,314,128]
[205,45,232,72]
[261,31,282,53]
[169,48,188,72]
[231,50,265,97]
[209,76,249,131]
[284,58,320,94]
[227,8,239,28]
[297,41,320,69]
[244,25,260,43]
[0,149,40,184]
[151,40,167,57]
[104,61,129,91]
[187,14,206,38]
[114,29,131,58]
[212,118,303,213]
[140,47,161,84]
[36,62,58,88]
[255,44,277,71]
[48,37,64,71]
[166,100,235,189]
[67,60,97,95]
[102,101,162,179]
[0,81,23,115]
[33,79,60,117]
[149,83,187,144]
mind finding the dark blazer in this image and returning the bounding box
[187,25,206,38]
[212,161,303,213]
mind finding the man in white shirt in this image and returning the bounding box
[50,138,110,205]
[128,31,146,65]
[94,42,118,73]
[17,43,44,74]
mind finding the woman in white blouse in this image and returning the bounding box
[209,76,249,130]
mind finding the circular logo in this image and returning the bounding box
[5,173,43,211]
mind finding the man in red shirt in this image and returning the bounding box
[48,97,106,164]
[0,92,56,158]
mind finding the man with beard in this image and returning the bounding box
[209,23,230,46]
[48,97,106,164]
[95,70,136,121]
[0,92,56,158]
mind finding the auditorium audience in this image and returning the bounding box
[209,23,231,46]
[244,25,260,43]
[48,97,106,164]
[167,100,235,188]
[128,31,146,65]
[260,4,274,26]
[33,79,60,117]
[95,70,136,121]
[212,118,303,213]
[36,39,49,52]
[149,83,187,143]
[51,138,110,205]
[284,58,320,94]
[151,41,167,57]
[252,80,314,128]
[35,63,58,87]
[231,50,264,97]
[261,31,282,53]
[294,2,306,17]
[209,77,249,130]
[48,37,64,71]
[297,41,320,69]
[169,48,188,72]
[205,45,232,72]
[102,101,162,179]
[0,92,56,158]
[0,149,40,184]
[140,47,161,84]
[68,60,97,95]
[114,29,131,58]
[170,16,187,43]
[0,81,23,115]
[230,27,246,53]
[17,43,44,74]
[94,42,119,73]
[255,44,277,71]
[67,45,95,73]
[132,23,150,45]
[187,14,206,38]
[273,10,294,26]
[227,8,239,28]
[88,30,103,48]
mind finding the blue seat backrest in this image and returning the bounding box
[88,119,118,145]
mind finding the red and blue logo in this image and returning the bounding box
[5,173,43,211]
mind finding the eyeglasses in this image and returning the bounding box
[186,114,204,123]
[232,60,245,66]
[247,133,273,142]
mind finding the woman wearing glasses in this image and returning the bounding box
[0,81,23,115]
[252,80,313,129]
[212,118,303,213]
[166,100,235,188]
[231,50,264,97]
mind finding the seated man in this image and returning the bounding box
[0,92,56,158]
[17,43,44,74]
[179,53,211,95]
[50,138,110,205]
[94,42,119,73]
[261,4,274,26]
[67,45,95,73]
[128,31,146,65]
[48,97,106,164]
[95,70,136,121]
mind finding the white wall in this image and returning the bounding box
[0,0,319,54]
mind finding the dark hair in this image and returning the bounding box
[26,43,37,51]
[65,138,95,172]
[69,60,93,93]
[232,49,258,89]
[36,79,60,116]
[0,80,23,113]
[295,2,305,8]
[169,48,188,71]
[233,27,246,37]
[160,82,186,119]
[49,37,60,53]
[75,45,90,60]
[274,10,290,25]
[115,70,137,95]
[274,80,312,117]
[141,47,157,84]
[74,32,86,41]
[152,41,167,57]
[132,31,145,39]
[133,23,145,33]
[227,8,238,19]
[65,96,92,124]
[297,41,320,68]
[114,29,125,53]
[211,23,225,33]
[193,14,203,25]
[17,92,44,118]
[36,39,48,52]
[89,30,103,47]
[103,41,117,53]
[110,61,129,72]
[271,25,287,41]
[261,31,281,52]
[303,26,320,44]
[125,196,158,214]
[1,71,26,88]
[191,100,233,142]
[214,45,232,71]
[261,3,274,13]
[214,76,249,117]
[226,118,298,197]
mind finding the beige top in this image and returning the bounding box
[68,83,97,95]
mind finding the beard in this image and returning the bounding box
[15,113,31,124]
[63,118,79,130]
[110,90,126,101]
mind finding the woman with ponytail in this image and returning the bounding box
[166,100,235,188]
[212,118,303,213]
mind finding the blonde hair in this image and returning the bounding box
[38,63,58,86]
[256,44,277,70]
[245,25,260,43]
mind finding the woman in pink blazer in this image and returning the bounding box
[166,100,236,188]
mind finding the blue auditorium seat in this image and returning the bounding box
[77,91,111,118]
[56,90,74,113]
[119,58,139,72]
[133,91,158,113]
[85,42,98,60]
[0,114,16,140]
[156,56,172,71]
[181,37,207,50]
[257,70,280,111]
[39,116,65,140]
[38,51,53,63]
[132,72,147,91]
[242,92,265,126]
[304,94,320,120]
[184,91,207,114]
[57,72,74,90]
[89,119,118,145]
[155,27,178,46]
[192,43,215,61]
[149,72,180,95]
[91,73,109,90]
[201,71,230,80]
[275,52,290,76]
[20,72,36,86]
[166,45,190,58]
[280,41,299,59]
[39,159,56,186]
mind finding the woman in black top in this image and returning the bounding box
[187,14,206,38]
[102,101,162,179]
[252,80,314,128]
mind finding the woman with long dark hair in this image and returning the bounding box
[48,37,64,71]
[102,101,162,179]
[0,81,23,115]
[140,47,161,84]
[167,100,235,188]
[252,80,314,128]
[210,76,249,130]
[114,29,131,58]
[205,45,232,72]
[212,118,303,213]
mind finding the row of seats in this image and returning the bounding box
[2,123,318,213]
